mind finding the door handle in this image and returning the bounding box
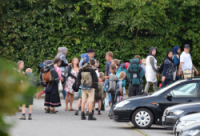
[187,100,192,102]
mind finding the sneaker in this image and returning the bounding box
[75,110,79,115]
[98,112,101,115]
[19,115,26,120]
[85,111,89,116]
[28,115,32,120]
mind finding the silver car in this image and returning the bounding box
[174,113,200,136]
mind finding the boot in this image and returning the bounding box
[85,111,89,116]
[28,114,32,120]
[81,112,86,120]
[19,114,26,120]
[88,113,96,121]
[75,110,79,115]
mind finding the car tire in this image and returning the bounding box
[132,108,154,129]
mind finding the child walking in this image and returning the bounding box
[19,68,35,120]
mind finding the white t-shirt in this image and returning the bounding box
[180,52,193,70]
[95,70,99,77]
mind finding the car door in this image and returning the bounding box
[158,81,200,115]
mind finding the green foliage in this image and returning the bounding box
[0,58,34,136]
[0,0,200,73]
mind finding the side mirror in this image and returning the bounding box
[166,93,172,101]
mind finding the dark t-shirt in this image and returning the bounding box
[105,61,111,76]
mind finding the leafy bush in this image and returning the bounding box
[0,0,200,73]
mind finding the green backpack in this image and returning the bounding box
[127,58,143,85]
[95,82,104,99]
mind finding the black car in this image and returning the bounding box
[162,102,200,130]
[113,78,200,129]
[179,122,200,136]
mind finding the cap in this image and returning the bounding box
[87,49,95,53]
[184,44,191,48]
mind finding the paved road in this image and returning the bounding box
[6,99,174,136]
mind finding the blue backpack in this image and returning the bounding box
[127,58,143,85]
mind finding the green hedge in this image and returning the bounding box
[0,0,200,73]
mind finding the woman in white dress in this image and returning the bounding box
[144,47,158,94]
[65,57,79,111]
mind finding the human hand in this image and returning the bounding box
[195,70,199,75]
[177,71,181,77]
[162,76,165,82]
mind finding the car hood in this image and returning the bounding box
[167,102,200,111]
[122,95,157,103]
[180,113,200,121]
[183,122,200,131]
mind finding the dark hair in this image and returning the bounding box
[87,49,95,53]
[53,58,61,64]
[90,59,95,66]
[134,55,141,60]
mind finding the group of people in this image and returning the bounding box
[16,43,199,121]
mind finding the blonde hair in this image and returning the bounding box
[106,52,113,58]
[17,60,24,67]
[99,72,104,80]
[26,68,32,73]
[119,71,126,79]
[112,59,120,67]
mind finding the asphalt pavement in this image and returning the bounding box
[6,99,174,136]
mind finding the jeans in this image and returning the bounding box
[161,79,173,87]
[109,93,117,116]
[128,83,142,97]
[62,89,66,100]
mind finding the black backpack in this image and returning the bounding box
[158,63,164,74]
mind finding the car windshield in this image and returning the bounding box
[150,81,182,96]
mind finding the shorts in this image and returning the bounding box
[77,89,82,98]
[82,88,95,103]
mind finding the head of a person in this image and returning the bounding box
[167,50,173,58]
[148,47,157,56]
[172,46,181,54]
[134,55,142,64]
[72,57,79,68]
[17,60,24,70]
[119,71,126,79]
[26,68,32,73]
[105,51,113,61]
[112,59,120,68]
[96,60,99,68]
[87,49,95,59]
[184,44,190,53]
[99,72,104,81]
[53,58,61,67]
[110,64,117,75]
[90,59,96,67]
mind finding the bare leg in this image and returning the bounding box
[22,104,26,114]
[29,105,32,114]
[93,100,96,110]
[65,92,69,110]
[86,99,89,111]
[98,100,101,111]
[69,93,74,109]
[81,100,86,112]
[88,101,93,113]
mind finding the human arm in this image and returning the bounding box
[162,63,168,82]
[177,62,183,77]
[193,65,199,75]
[60,60,68,67]
[149,57,158,73]
[79,59,84,68]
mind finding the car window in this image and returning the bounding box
[171,83,199,98]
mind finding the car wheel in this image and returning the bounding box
[132,108,154,129]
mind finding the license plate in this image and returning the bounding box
[162,116,165,122]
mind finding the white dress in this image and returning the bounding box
[145,56,157,82]
[65,69,78,94]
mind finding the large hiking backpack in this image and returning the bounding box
[108,74,118,93]
[95,82,104,99]
[127,58,142,85]
[41,65,54,83]
[81,71,93,88]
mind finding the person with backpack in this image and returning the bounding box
[161,50,175,87]
[19,68,36,120]
[79,49,96,68]
[65,57,79,111]
[177,44,199,78]
[144,47,159,94]
[76,59,98,120]
[127,58,144,97]
[55,47,68,100]
[172,46,181,81]
[42,58,62,113]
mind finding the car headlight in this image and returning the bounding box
[180,129,200,136]
[115,101,130,107]
[163,109,169,116]
[179,120,198,127]
[170,110,184,115]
